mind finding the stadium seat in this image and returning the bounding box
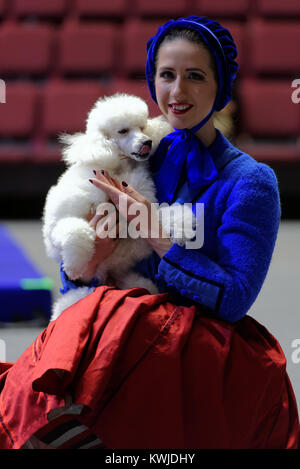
[0,0,6,16]
[122,20,161,76]
[58,22,117,75]
[248,20,300,75]
[135,0,187,17]
[237,142,300,163]
[238,79,299,138]
[195,0,249,17]
[13,0,67,17]
[257,0,300,16]
[0,23,54,75]
[76,0,127,17]
[0,83,37,137]
[107,78,161,117]
[41,81,105,136]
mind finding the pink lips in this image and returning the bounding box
[169,103,193,115]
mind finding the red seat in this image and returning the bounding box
[76,0,127,17]
[135,0,186,16]
[248,20,300,75]
[238,79,299,138]
[0,0,6,16]
[0,23,53,75]
[196,0,249,17]
[13,0,67,17]
[0,82,37,137]
[257,0,300,16]
[237,142,300,163]
[122,20,161,76]
[41,81,105,136]
[58,22,117,75]
[107,78,161,117]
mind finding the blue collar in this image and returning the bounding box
[208,129,242,172]
[150,129,241,204]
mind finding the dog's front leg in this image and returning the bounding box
[158,203,197,246]
[51,216,96,280]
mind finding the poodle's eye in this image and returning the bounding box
[118,128,129,135]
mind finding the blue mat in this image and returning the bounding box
[0,224,52,321]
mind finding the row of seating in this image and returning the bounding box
[0,20,299,77]
[1,0,300,18]
[0,80,156,141]
[0,78,298,140]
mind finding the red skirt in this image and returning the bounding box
[0,286,299,449]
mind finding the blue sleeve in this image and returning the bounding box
[59,262,100,294]
[156,165,281,322]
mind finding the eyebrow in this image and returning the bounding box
[158,66,207,75]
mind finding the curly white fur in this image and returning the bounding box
[43,93,196,321]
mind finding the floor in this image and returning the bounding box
[1,219,299,413]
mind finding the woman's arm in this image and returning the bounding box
[156,165,281,322]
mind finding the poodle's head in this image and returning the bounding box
[86,93,154,162]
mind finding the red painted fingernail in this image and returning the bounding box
[93,170,97,175]
[89,179,94,184]
[101,169,105,174]
[122,181,128,187]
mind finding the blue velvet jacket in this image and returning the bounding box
[134,130,281,322]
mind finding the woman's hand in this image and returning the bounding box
[89,170,173,258]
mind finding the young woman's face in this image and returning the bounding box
[154,39,218,131]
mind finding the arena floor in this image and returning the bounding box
[1,219,299,414]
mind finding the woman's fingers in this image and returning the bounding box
[90,171,148,210]
[90,177,122,205]
[118,180,148,204]
[93,169,124,192]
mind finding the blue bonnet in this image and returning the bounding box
[146,16,239,114]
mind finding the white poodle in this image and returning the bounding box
[43,93,196,320]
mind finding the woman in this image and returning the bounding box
[0,16,299,450]
[82,16,279,323]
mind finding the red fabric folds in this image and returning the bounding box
[0,285,299,449]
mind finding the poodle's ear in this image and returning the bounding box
[58,132,89,166]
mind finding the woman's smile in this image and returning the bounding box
[168,103,194,114]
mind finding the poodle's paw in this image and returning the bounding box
[159,203,197,246]
[50,287,93,321]
[62,226,96,280]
